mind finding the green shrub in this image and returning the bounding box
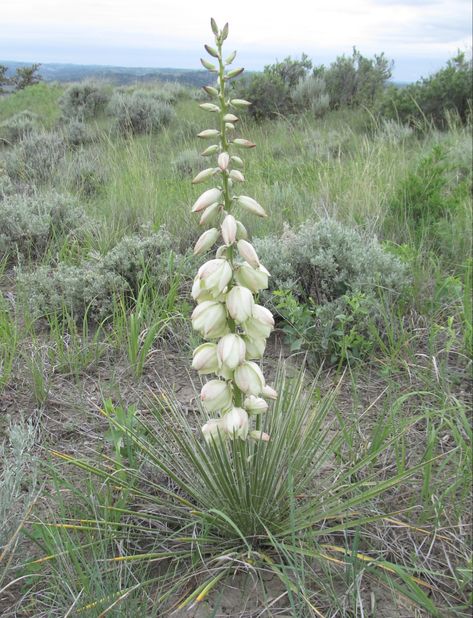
[0,192,88,261]
[235,55,312,120]
[254,218,409,363]
[378,52,473,127]
[172,148,202,177]
[65,150,106,198]
[108,90,175,135]
[292,75,330,117]
[0,419,38,588]
[315,48,392,109]
[59,80,110,120]
[62,118,96,147]
[4,130,66,184]
[0,110,42,145]
[389,144,467,230]
[20,263,128,322]
[19,229,187,321]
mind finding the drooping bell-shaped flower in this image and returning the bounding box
[202,418,227,443]
[242,335,266,360]
[234,262,269,292]
[191,300,228,339]
[196,258,232,297]
[223,407,249,440]
[243,395,268,414]
[234,361,265,396]
[226,285,254,323]
[200,379,233,412]
[192,342,219,374]
[244,304,274,339]
[217,333,246,370]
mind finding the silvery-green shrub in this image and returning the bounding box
[59,80,110,120]
[255,218,408,304]
[62,118,96,147]
[292,75,330,117]
[172,149,203,177]
[0,110,42,145]
[0,419,38,584]
[0,191,88,261]
[254,218,409,363]
[108,90,175,135]
[65,150,106,198]
[4,130,66,184]
[20,229,187,321]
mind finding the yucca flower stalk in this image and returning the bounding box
[191,18,275,443]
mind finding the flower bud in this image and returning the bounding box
[223,113,239,123]
[236,220,248,240]
[192,343,219,374]
[201,144,219,156]
[192,188,222,213]
[225,123,235,131]
[224,407,249,440]
[243,335,266,359]
[231,99,252,108]
[192,167,216,184]
[222,22,229,40]
[218,152,230,171]
[244,395,268,414]
[202,418,227,443]
[203,85,219,97]
[217,333,246,370]
[198,129,220,139]
[236,195,267,217]
[226,286,254,323]
[234,361,265,396]
[262,384,278,400]
[199,202,221,226]
[201,379,233,412]
[199,103,220,113]
[191,300,228,339]
[229,170,244,182]
[200,58,217,72]
[221,214,237,245]
[225,50,237,65]
[249,430,270,442]
[204,44,219,58]
[237,239,259,267]
[226,67,244,79]
[193,228,219,255]
[231,156,244,168]
[210,17,219,35]
[232,138,256,149]
[197,258,232,297]
[235,262,269,292]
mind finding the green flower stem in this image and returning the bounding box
[217,36,242,409]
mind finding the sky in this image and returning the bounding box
[0,0,471,82]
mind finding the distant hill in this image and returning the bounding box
[1,60,213,88]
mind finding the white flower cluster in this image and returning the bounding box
[190,19,277,444]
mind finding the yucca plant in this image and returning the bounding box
[25,20,447,617]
